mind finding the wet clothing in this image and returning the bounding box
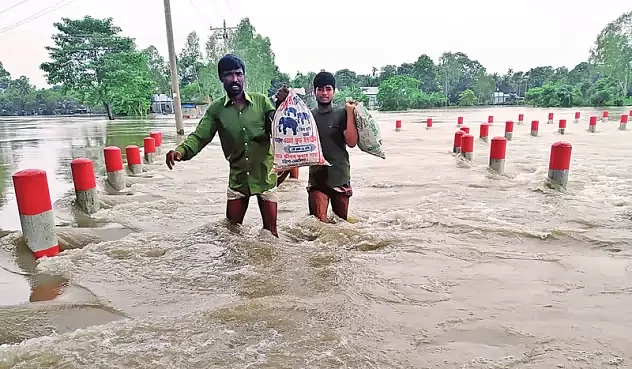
[175,92,278,198]
[308,105,351,192]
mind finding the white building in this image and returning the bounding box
[361,87,379,109]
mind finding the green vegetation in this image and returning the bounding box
[1,11,631,116]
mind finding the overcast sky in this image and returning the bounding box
[0,0,629,88]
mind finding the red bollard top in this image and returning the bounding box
[518,114,524,121]
[395,120,402,128]
[70,158,96,191]
[549,141,572,171]
[457,116,463,125]
[589,116,597,125]
[488,116,494,123]
[453,130,465,147]
[548,113,554,120]
[505,121,514,132]
[490,136,507,160]
[559,119,567,128]
[621,114,629,123]
[12,169,53,216]
[144,137,156,153]
[531,120,539,129]
[426,118,433,127]
[103,146,123,172]
[480,123,490,136]
[603,110,609,118]
[126,145,142,165]
[460,126,470,133]
[575,112,580,119]
[460,134,474,153]
[150,131,163,147]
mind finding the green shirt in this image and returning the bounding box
[175,92,277,196]
[309,105,351,188]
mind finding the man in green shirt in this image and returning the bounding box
[165,54,289,237]
[308,71,358,223]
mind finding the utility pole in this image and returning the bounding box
[163,0,185,136]
[210,20,237,54]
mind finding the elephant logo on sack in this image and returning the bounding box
[278,116,299,135]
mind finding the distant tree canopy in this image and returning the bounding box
[2,11,631,116]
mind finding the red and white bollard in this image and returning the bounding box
[620,114,628,131]
[589,116,597,133]
[150,131,163,153]
[479,123,489,142]
[460,126,470,134]
[460,134,474,160]
[548,141,572,189]
[104,146,126,191]
[70,158,99,214]
[489,137,507,174]
[12,169,59,259]
[125,145,143,175]
[457,116,463,127]
[530,120,539,137]
[290,167,299,179]
[488,116,494,125]
[426,118,432,129]
[395,120,402,132]
[547,112,554,125]
[518,114,524,125]
[453,130,465,153]
[504,121,514,140]
[574,112,580,124]
[144,137,156,163]
[558,119,567,135]
[602,110,608,122]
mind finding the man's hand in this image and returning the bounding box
[345,100,357,115]
[165,150,182,170]
[274,85,290,108]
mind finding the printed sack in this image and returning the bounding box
[354,102,386,159]
[272,91,329,171]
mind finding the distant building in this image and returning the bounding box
[181,102,209,119]
[151,94,173,114]
[361,87,379,109]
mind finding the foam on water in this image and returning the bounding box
[1,108,632,368]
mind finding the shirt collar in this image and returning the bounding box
[223,92,252,107]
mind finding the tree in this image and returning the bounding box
[101,51,155,116]
[411,54,439,92]
[458,89,477,106]
[377,75,420,111]
[229,18,276,95]
[178,31,203,87]
[142,45,170,94]
[0,62,9,91]
[40,16,150,119]
[334,69,359,89]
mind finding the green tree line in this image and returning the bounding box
[1,11,631,117]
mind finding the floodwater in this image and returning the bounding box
[1,106,632,368]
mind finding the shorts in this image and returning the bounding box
[306,182,353,198]
[227,186,278,202]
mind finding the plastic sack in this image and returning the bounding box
[272,91,329,171]
[353,102,386,159]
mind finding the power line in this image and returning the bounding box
[0,0,32,16]
[0,0,78,35]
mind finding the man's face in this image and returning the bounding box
[315,85,334,104]
[221,68,244,96]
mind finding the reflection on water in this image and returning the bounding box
[0,116,178,232]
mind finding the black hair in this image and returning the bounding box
[313,71,335,90]
[217,54,245,80]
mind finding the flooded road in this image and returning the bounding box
[1,107,631,368]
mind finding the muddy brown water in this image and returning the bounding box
[1,107,631,368]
